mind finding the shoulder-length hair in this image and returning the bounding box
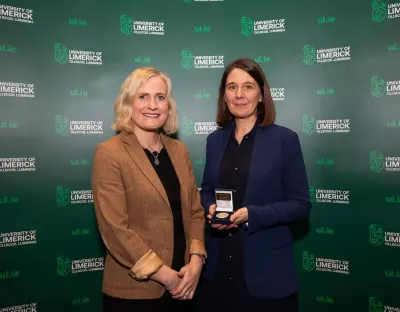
[216,58,276,128]
[111,67,178,134]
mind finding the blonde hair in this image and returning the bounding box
[111,67,178,134]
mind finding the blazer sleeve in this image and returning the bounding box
[91,144,163,280]
[200,135,216,216]
[247,132,311,234]
[182,143,207,258]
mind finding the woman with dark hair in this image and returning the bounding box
[199,58,311,312]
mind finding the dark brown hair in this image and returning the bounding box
[216,58,276,127]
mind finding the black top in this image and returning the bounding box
[219,122,257,211]
[206,121,257,301]
[143,148,186,271]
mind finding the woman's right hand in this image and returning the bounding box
[151,264,181,291]
[207,204,238,230]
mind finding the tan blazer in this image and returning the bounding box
[91,132,206,299]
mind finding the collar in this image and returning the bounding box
[229,119,259,139]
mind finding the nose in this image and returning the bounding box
[147,97,157,110]
[235,87,243,98]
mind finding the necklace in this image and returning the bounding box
[149,135,162,166]
[151,151,160,165]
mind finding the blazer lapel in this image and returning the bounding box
[120,132,170,209]
[243,125,267,206]
[162,135,189,212]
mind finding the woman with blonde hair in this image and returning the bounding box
[92,67,206,311]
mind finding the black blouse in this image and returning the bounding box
[219,122,257,211]
[143,148,186,271]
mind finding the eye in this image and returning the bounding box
[245,84,254,90]
[158,95,165,100]
[138,94,147,99]
[227,85,236,90]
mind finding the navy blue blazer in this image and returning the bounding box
[200,121,311,299]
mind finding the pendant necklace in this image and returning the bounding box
[152,151,160,165]
[150,135,162,166]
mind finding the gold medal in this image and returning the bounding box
[216,212,228,219]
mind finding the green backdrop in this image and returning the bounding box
[1,0,399,311]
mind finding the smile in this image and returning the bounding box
[143,113,160,118]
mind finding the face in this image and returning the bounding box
[224,68,263,120]
[131,75,169,132]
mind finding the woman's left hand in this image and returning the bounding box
[230,207,248,225]
[170,255,203,300]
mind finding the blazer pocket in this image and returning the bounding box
[270,239,292,250]
[264,231,293,250]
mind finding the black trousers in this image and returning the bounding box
[199,227,298,312]
[103,291,195,312]
[199,279,298,312]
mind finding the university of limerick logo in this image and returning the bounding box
[120,14,133,35]
[369,224,384,246]
[371,76,385,98]
[57,255,71,276]
[369,296,384,312]
[370,150,384,172]
[302,251,315,272]
[182,117,194,136]
[302,45,316,65]
[372,0,387,22]
[309,185,316,203]
[241,16,253,36]
[181,50,194,70]
[55,114,69,136]
[57,185,70,207]
[54,42,68,64]
[303,115,316,135]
